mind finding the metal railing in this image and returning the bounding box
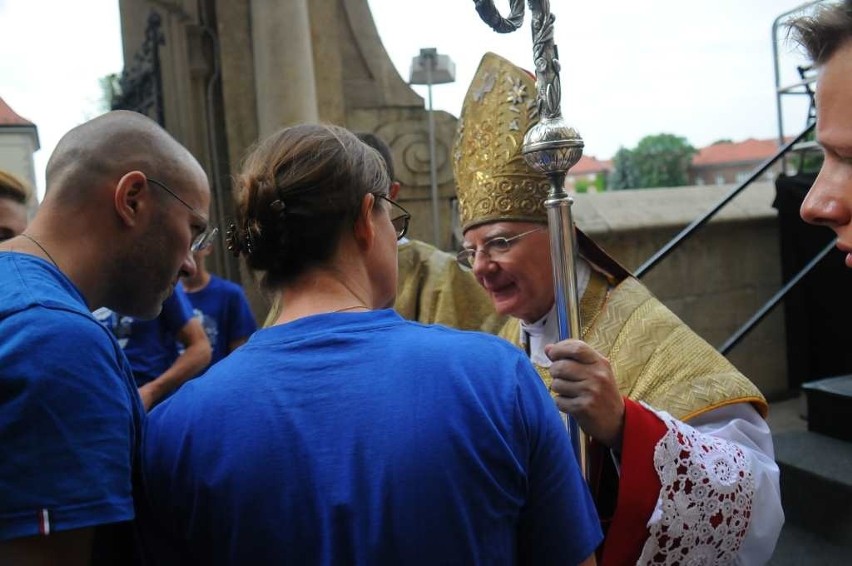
[719,238,835,355]
[635,123,814,279]
[772,0,826,171]
[632,122,831,355]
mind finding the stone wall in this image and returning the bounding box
[348,108,459,249]
[573,182,788,399]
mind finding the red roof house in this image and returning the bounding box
[689,138,786,186]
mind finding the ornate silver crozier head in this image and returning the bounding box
[522,117,584,197]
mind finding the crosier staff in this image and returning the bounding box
[473,0,589,479]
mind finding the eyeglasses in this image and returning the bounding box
[147,177,218,252]
[376,194,411,241]
[456,227,545,268]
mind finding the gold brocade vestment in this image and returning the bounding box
[395,240,506,333]
[498,248,768,421]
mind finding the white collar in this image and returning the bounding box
[519,257,592,366]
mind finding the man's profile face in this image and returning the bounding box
[0,197,27,242]
[800,41,852,268]
[142,172,210,313]
[115,168,211,320]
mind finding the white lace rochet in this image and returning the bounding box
[637,408,755,565]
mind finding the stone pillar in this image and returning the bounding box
[215,0,258,175]
[250,0,319,138]
[117,0,148,64]
[308,0,345,125]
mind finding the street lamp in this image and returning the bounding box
[409,48,455,248]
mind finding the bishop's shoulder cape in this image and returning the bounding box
[498,231,767,421]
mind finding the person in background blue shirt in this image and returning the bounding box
[181,242,257,367]
[95,284,211,411]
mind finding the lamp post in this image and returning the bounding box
[409,48,455,248]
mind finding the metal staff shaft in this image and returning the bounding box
[474,0,590,479]
[547,195,581,342]
[545,181,588,477]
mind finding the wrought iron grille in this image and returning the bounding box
[111,11,165,126]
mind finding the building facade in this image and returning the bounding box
[115,0,459,318]
[0,96,39,209]
[689,138,787,186]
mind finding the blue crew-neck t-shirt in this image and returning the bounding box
[139,309,602,565]
[0,253,144,550]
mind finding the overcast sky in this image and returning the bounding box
[0,0,818,199]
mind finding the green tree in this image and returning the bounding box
[631,133,696,188]
[609,146,638,190]
[574,178,591,193]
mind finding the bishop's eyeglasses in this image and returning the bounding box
[455,227,544,268]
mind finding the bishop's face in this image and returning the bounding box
[463,221,554,323]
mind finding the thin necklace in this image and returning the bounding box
[20,233,58,267]
[332,304,368,313]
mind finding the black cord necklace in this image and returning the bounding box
[332,304,368,313]
[19,233,58,267]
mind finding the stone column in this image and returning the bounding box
[250,0,319,138]
[308,0,345,125]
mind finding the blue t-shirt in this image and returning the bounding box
[138,309,602,565]
[184,275,257,366]
[0,253,145,547]
[95,285,194,387]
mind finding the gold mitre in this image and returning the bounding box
[453,52,550,233]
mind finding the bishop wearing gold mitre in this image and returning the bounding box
[452,52,783,565]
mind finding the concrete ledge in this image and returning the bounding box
[573,182,778,235]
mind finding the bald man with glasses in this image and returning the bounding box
[0,110,211,564]
[94,175,213,413]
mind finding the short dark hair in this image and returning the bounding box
[356,132,396,181]
[231,124,390,290]
[789,0,852,65]
[0,170,29,204]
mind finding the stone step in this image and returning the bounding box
[773,430,852,547]
[802,375,852,442]
[768,523,851,564]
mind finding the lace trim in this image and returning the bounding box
[638,409,754,565]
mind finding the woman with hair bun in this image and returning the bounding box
[137,123,601,565]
